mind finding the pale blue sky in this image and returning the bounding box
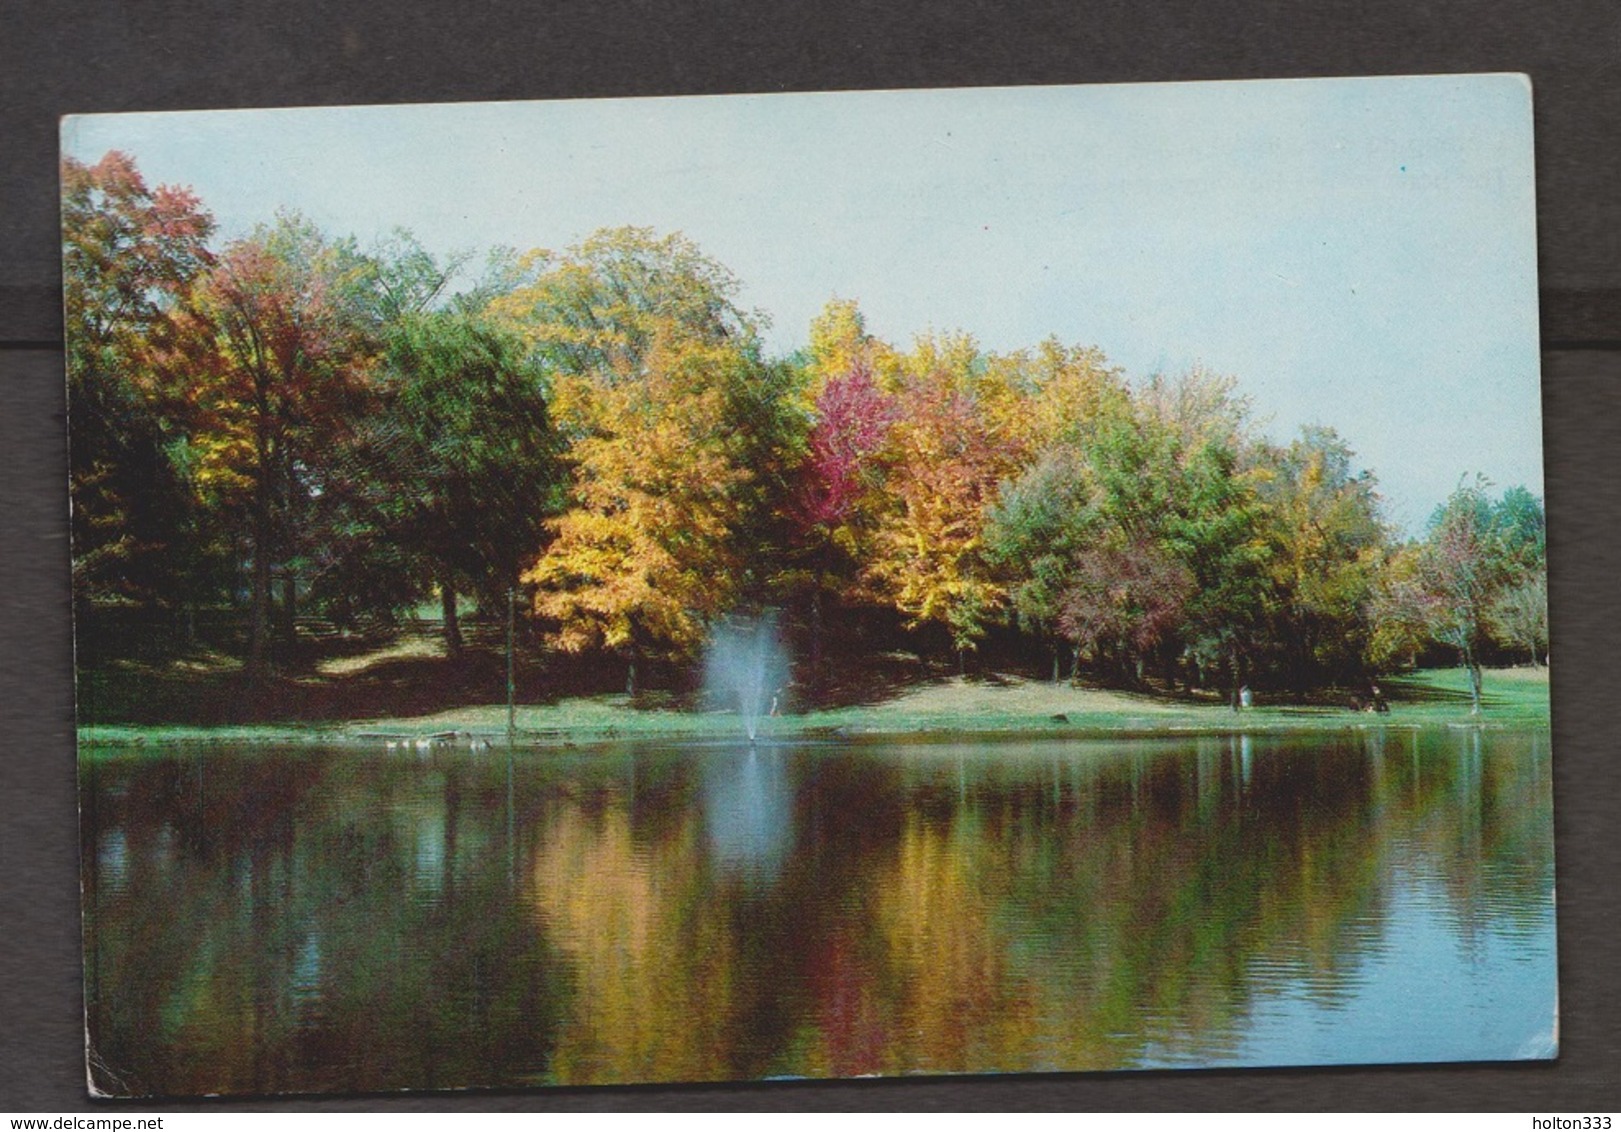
[62,75,1543,531]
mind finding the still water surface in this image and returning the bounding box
[81,727,1556,1096]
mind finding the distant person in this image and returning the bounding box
[1239,684,1252,710]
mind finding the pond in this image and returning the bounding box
[80,726,1557,1097]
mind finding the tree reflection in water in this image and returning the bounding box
[81,728,1556,1096]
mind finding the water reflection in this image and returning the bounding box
[81,728,1557,1096]
[700,746,793,884]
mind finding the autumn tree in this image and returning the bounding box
[62,151,216,632]
[62,165,1532,714]
[1058,538,1196,683]
[172,214,376,678]
[978,337,1122,469]
[487,226,756,380]
[866,346,1010,669]
[1489,573,1549,667]
[1366,543,1433,671]
[789,358,896,671]
[803,298,872,392]
[526,325,760,692]
[1255,426,1389,688]
[795,364,893,539]
[494,228,807,691]
[1413,478,1513,712]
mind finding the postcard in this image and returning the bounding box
[65,75,1553,1098]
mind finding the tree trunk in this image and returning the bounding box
[280,568,297,651]
[249,469,271,683]
[624,617,645,698]
[1465,647,1483,714]
[278,437,300,654]
[440,578,463,659]
[506,587,516,746]
[247,372,275,686]
[810,584,824,677]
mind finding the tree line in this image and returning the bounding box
[64,151,1548,710]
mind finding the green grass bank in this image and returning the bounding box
[78,665,1550,752]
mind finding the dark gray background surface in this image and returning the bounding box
[3,0,1617,1111]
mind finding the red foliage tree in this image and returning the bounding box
[171,219,376,678]
[62,151,216,615]
[791,360,896,670]
[1058,539,1195,683]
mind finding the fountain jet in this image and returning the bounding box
[703,612,790,742]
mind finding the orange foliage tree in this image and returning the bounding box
[169,216,376,677]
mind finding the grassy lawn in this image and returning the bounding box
[1382,665,1552,719]
[77,661,1550,750]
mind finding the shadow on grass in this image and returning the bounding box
[75,614,1545,729]
[78,623,571,726]
[798,649,950,710]
[81,628,996,726]
[1382,674,1482,707]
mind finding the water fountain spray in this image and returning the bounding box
[703,612,790,742]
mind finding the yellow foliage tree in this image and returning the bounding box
[525,326,754,690]
[865,357,1010,665]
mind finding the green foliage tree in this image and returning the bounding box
[1489,573,1548,667]
[1485,486,1548,667]
[1492,485,1547,575]
[334,309,562,653]
[362,228,471,323]
[1037,371,1269,694]
[984,447,1100,680]
[1162,441,1272,697]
